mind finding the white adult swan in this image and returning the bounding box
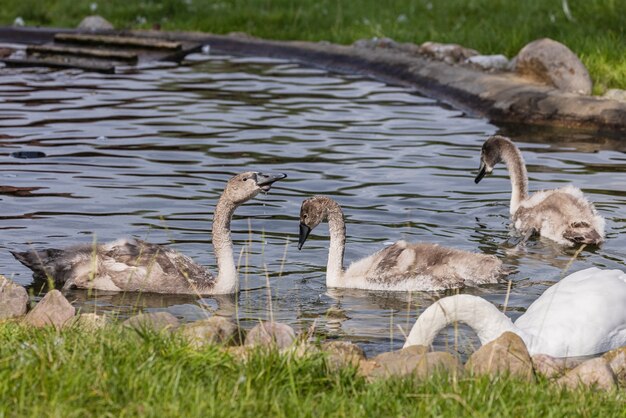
[404,267,626,357]
[297,195,507,291]
[474,135,604,246]
[12,171,287,295]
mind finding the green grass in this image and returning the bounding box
[0,322,624,417]
[0,0,624,94]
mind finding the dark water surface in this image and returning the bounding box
[1,55,624,356]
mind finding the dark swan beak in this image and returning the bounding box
[474,162,487,184]
[256,172,287,191]
[298,223,311,250]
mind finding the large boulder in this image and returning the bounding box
[0,275,29,320]
[513,38,592,95]
[556,357,617,391]
[23,290,75,328]
[244,322,296,350]
[178,316,241,347]
[465,332,534,381]
[123,311,179,333]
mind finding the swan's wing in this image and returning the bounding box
[515,268,626,356]
[345,241,501,291]
[98,238,216,294]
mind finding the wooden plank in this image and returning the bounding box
[55,33,182,50]
[27,44,138,63]
[2,57,115,73]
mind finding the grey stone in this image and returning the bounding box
[465,332,534,381]
[78,15,114,31]
[244,321,296,349]
[0,275,29,320]
[23,290,75,328]
[513,38,592,95]
[123,311,179,333]
[364,350,462,380]
[531,354,584,379]
[465,54,510,71]
[322,341,365,370]
[556,357,617,391]
[178,316,241,347]
[418,41,479,64]
[70,313,109,331]
[603,346,626,387]
[603,89,626,103]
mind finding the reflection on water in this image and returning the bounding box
[0,55,624,356]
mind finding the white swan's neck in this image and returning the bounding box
[404,295,524,348]
[324,200,346,287]
[500,142,529,214]
[212,196,238,294]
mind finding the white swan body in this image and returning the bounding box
[404,267,626,357]
[475,135,604,246]
[298,196,507,292]
[12,171,287,295]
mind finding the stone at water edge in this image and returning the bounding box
[178,316,242,347]
[322,341,366,371]
[556,357,617,391]
[465,54,510,72]
[602,346,626,387]
[363,349,463,381]
[465,331,534,381]
[244,321,296,349]
[513,38,593,95]
[531,354,585,379]
[0,275,29,320]
[123,311,180,333]
[78,15,114,31]
[70,313,109,331]
[23,290,75,328]
[417,41,479,64]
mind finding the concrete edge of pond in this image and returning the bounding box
[1,26,624,132]
[127,30,626,133]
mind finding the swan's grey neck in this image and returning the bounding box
[403,295,523,349]
[499,141,528,214]
[323,199,346,287]
[212,196,238,294]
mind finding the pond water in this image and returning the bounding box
[0,54,625,356]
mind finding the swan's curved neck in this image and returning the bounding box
[403,295,523,348]
[324,199,346,287]
[500,142,528,214]
[212,196,238,293]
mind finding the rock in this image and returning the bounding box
[556,357,616,391]
[178,316,241,347]
[23,290,75,328]
[322,341,366,370]
[123,311,179,333]
[602,89,626,103]
[418,41,479,64]
[224,346,252,361]
[70,313,109,331]
[372,345,428,363]
[0,275,29,320]
[364,350,462,381]
[465,332,534,381]
[532,354,586,379]
[465,54,510,71]
[77,15,114,31]
[244,321,296,349]
[513,38,592,95]
[603,346,626,387]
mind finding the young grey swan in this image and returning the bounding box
[12,171,287,295]
[475,135,604,246]
[298,196,506,291]
[404,267,626,357]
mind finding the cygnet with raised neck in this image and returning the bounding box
[475,135,604,246]
[298,196,507,291]
[404,267,626,357]
[12,171,287,295]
